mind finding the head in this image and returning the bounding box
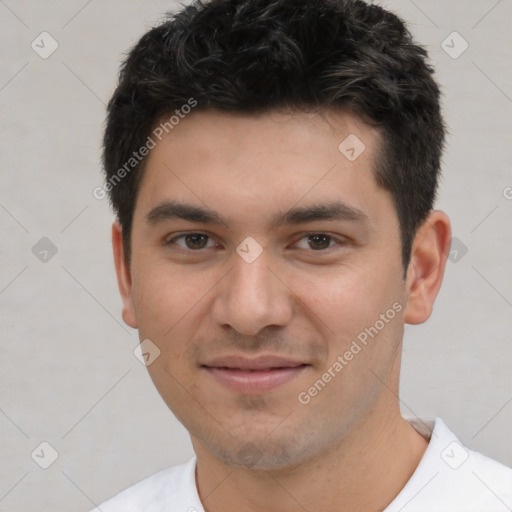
[105,0,451,470]
[104,0,445,270]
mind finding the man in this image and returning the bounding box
[94,0,512,510]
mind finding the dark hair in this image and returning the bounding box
[103,0,445,269]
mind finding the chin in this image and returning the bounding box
[201,427,319,471]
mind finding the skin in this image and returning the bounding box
[112,109,451,512]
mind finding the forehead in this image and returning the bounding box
[135,109,390,228]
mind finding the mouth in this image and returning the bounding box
[201,355,309,392]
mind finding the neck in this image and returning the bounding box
[193,402,429,512]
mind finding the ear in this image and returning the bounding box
[403,210,452,325]
[112,221,138,329]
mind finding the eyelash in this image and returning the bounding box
[164,232,347,252]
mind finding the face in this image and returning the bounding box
[114,109,431,470]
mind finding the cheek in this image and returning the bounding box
[303,263,403,352]
[131,262,201,340]
[300,270,404,412]
[131,262,219,378]
[303,268,373,332]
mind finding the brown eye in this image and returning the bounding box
[184,233,209,249]
[307,234,333,250]
[166,232,215,250]
[293,233,343,252]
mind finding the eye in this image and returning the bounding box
[165,232,217,250]
[294,233,343,251]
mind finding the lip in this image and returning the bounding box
[203,355,306,370]
[201,355,309,392]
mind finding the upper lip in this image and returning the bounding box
[201,355,307,370]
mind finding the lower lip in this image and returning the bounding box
[203,365,308,392]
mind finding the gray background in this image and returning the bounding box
[0,1,511,510]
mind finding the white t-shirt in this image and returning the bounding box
[91,417,512,512]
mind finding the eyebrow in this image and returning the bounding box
[145,200,370,229]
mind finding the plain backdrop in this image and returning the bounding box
[0,1,511,510]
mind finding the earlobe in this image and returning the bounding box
[403,211,452,325]
[112,221,138,329]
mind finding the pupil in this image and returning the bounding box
[309,234,330,250]
[186,234,207,249]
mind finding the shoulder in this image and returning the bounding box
[89,457,203,512]
[430,445,512,511]
[387,417,512,512]
[461,448,512,505]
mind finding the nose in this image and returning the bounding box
[211,249,293,336]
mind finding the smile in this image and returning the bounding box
[202,360,309,393]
